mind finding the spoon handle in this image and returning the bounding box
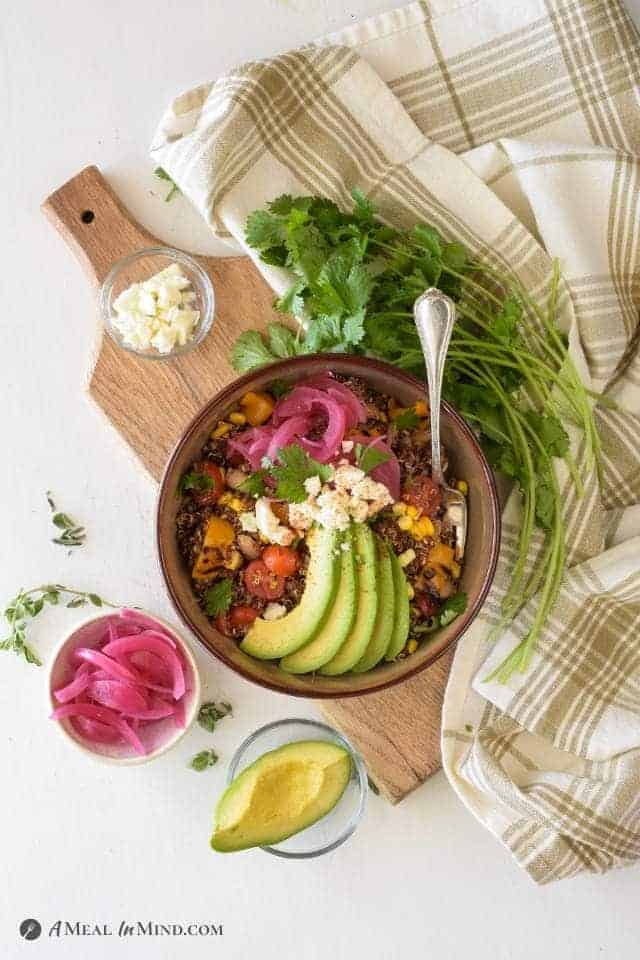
[413,289,456,485]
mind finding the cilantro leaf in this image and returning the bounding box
[275,280,306,319]
[526,412,569,459]
[179,471,214,495]
[393,408,420,429]
[231,330,277,372]
[438,592,467,626]
[355,443,391,475]
[238,471,267,497]
[267,322,299,358]
[351,187,375,221]
[245,209,287,249]
[205,580,233,617]
[270,444,332,503]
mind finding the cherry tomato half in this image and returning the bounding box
[243,560,285,600]
[403,475,442,519]
[262,545,299,578]
[228,605,259,629]
[193,462,225,506]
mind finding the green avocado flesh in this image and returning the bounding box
[240,526,339,659]
[384,548,411,661]
[210,740,352,853]
[320,524,378,676]
[280,529,357,674]
[352,538,395,673]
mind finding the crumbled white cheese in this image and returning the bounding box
[112,262,200,355]
[304,475,322,497]
[288,463,394,534]
[255,498,295,546]
[239,512,259,533]
[263,602,287,621]
[341,440,354,453]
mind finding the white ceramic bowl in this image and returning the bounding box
[47,609,201,764]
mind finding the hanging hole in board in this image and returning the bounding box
[81,210,95,224]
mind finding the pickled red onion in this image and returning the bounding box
[74,647,140,684]
[51,703,145,755]
[102,634,185,700]
[86,679,149,714]
[53,663,90,704]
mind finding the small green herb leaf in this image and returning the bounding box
[238,471,267,497]
[189,749,219,771]
[205,580,233,618]
[197,701,233,733]
[438,592,467,627]
[231,330,277,373]
[393,408,420,429]
[179,471,214,495]
[354,443,391,475]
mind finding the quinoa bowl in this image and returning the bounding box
[156,355,500,698]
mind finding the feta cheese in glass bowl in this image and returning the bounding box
[100,247,214,359]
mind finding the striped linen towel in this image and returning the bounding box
[151,0,640,883]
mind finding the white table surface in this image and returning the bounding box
[3,1,640,957]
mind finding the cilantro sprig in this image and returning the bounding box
[204,580,233,618]
[1,585,115,666]
[268,445,332,503]
[178,471,214,495]
[231,189,605,681]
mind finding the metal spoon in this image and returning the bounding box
[413,288,467,561]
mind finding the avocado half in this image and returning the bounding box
[210,740,352,853]
[240,526,339,660]
[280,528,358,674]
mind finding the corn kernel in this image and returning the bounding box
[414,517,435,539]
[229,497,245,512]
[457,480,468,495]
[218,492,233,506]
[407,638,418,654]
[398,548,416,568]
[229,411,246,426]
[451,561,462,580]
[415,400,428,417]
[392,502,407,515]
[398,515,413,531]
[406,505,419,518]
[406,583,415,599]
[212,422,231,439]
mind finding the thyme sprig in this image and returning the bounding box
[1,585,116,666]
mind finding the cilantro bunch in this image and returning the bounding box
[232,191,605,681]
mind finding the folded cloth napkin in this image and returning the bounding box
[152,0,640,883]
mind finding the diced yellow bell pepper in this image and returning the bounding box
[239,391,275,426]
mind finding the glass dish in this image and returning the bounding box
[100,246,214,360]
[226,718,368,859]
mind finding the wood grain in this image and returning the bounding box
[42,165,452,803]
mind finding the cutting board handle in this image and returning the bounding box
[41,165,156,285]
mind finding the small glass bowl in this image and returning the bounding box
[100,246,214,360]
[226,719,367,859]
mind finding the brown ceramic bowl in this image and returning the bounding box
[157,355,500,698]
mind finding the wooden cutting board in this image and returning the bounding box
[42,165,452,803]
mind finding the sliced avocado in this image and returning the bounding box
[280,528,357,674]
[352,537,395,673]
[320,524,378,676]
[210,740,352,853]
[241,526,339,659]
[385,548,411,660]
